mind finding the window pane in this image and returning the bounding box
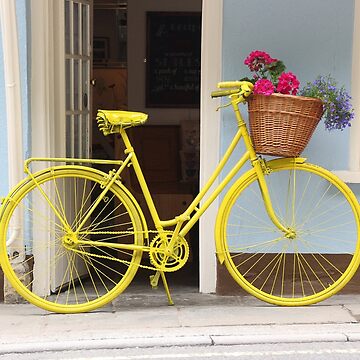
[82,115,90,158]
[73,59,79,111]
[82,60,89,110]
[73,2,79,54]
[66,115,73,157]
[65,0,71,54]
[74,115,80,158]
[82,4,89,56]
[65,59,71,110]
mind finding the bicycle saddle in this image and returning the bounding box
[97,110,148,135]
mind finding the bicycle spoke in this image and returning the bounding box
[221,162,360,305]
[1,168,143,312]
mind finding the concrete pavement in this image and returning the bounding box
[1,285,360,355]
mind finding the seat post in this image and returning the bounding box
[119,128,134,154]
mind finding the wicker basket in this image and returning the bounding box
[247,93,324,157]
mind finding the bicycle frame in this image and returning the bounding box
[3,79,360,312]
[20,92,291,257]
[117,94,291,244]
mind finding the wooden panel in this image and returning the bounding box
[129,126,182,192]
[116,125,196,262]
[216,254,360,296]
[92,68,127,111]
[135,193,193,225]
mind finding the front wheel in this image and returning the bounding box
[216,160,360,306]
[0,166,144,313]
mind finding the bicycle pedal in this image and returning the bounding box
[149,272,160,289]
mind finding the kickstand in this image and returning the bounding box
[149,271,174,306]
[160,271,174,306]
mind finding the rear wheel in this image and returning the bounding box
[0,166,144,313]
[217,161,360,305]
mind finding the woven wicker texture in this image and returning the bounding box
[248,93,324,157]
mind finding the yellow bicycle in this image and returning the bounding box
[1,81,360,313]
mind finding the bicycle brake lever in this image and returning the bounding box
[216,101,232,111]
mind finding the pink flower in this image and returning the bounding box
[243,51,300,96]
[244,50,277,72]
[276,72,300,95]
[253,79,275,96]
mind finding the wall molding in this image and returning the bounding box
[199,0,223,293]
[348,1,360,171]
[30,0,66,294]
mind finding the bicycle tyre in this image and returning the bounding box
[0,166,144,313]
[216,160,360,306]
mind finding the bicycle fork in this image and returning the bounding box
[232,97,294,238]
[252,158,296,238]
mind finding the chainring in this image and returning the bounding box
[149,234,189,272]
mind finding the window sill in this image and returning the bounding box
[332,171,360,183]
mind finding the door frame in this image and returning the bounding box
[30,0,66,293]
[31,0,224,294]
[31,0,94,293]
[30,0,66,160]
[199,0,223,293]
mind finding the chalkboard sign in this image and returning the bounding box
[146,12,201,108]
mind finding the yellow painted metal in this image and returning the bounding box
[119,129,164,231]
[215,160,360,306]
[96,110,148,135]
[22,158,150,243]
[0,166,145,313]
[76,238,149,252]
[1,79,360,312]
[214,157,307,265]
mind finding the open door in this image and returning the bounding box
[50,0,93,292]
[65,0,93,159]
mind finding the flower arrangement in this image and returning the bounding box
[299,75,354,131]
[244,50,299,96]
[243,50,354,131]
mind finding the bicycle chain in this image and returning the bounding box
[71,229,174,271]
[69,247,158,271]
[83,230,172,236]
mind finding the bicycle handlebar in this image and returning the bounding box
[211,80,254,99]
[211,89,240,98]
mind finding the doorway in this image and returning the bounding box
[92,0,202,288]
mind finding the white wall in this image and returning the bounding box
[127,0,202,125]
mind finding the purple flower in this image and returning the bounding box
[299,75,354,131]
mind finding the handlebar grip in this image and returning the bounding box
[211,89,239,98]
[217,81,243,88]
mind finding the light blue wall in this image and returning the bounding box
[219,0,358,253]
[221,0,355,174]
[0,0,29,198]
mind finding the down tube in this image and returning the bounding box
[179,150,250,238]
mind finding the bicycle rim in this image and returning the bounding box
[0,167,144,313]
[218,162,360,305]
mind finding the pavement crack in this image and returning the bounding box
[342,304,359,323]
